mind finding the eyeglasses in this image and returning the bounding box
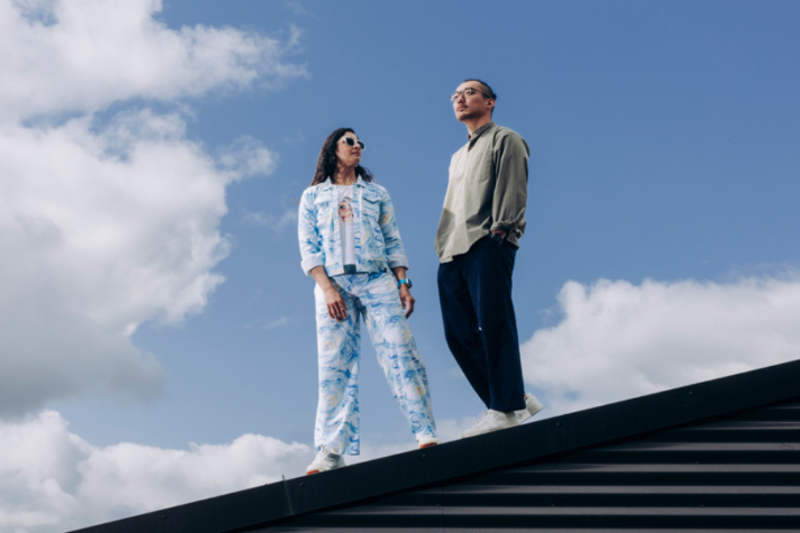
[340,137,365,150]
[449,87,493,102]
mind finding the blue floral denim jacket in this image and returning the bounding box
[298,176,409,276]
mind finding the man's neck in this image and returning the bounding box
[463,115,493,136]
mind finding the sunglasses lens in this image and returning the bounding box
[345,137,354,147]
[343,137,364,150]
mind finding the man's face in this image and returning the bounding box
[452,81,494,123]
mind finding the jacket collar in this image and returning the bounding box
[320,175,367,190]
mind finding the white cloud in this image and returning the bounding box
[0,411,312,532]
[0,111,239,414]
[521,273,800,416]
[261,316,290,329]
[243,316,290,330]
[0,0,306,415]
[242,208,298,231]
[0,0,307,122]
[218,136,278,178]
[285,1,313,17]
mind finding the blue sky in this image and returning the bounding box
[2,0,799,530]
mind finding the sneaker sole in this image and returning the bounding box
[461,421,518,439]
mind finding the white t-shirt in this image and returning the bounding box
[336,185,356,267]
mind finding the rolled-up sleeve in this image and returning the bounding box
[378,190,409,270]
[298,189,325,275]
[491,132,529,237]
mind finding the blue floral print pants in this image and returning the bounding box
[313,271,436,456]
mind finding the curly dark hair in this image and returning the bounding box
[311,128,373,186]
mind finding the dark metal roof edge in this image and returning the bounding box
[69,357,800,533]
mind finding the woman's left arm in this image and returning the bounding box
[378,190,409,271]
[392,266,415,318]
[379,190,414,318]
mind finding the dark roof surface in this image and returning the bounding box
[70,358,800,533]
[269,398,800,531]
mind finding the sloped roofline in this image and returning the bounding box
[70,358,800,533]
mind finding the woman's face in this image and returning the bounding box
[335,132,363,169]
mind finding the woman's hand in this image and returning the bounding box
[323,286,347,321]
[392,267,414,318]
[399,285,415,318]
[310,266,347,321]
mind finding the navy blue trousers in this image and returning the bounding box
[437,236,526,412]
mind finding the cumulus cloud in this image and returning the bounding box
[218,136,278,178]
[241,207,297,231]
[0,411,311,532]
[521,273,800,415]
[0,0,306,415]
[0,111,233,414]
[286,2,313,17]
[243,316,290,330]
[0,0,307,122]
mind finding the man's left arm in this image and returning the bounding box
[491,132,529,240]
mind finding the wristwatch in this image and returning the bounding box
[397,278,413,289]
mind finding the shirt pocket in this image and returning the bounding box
[467,152,494,184]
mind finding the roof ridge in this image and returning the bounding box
[70,358,800,533]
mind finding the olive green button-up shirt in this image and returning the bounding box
[435,121,529,263]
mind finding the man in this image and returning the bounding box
[436,79,543,438]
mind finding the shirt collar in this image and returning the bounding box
[468,121,495,143]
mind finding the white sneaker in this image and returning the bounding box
[461,409,518,438]
[305,448,345,475]
[516,392,544,424]
[416,433,440,448]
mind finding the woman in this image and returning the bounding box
[298,128,438,475]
